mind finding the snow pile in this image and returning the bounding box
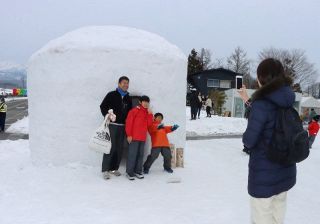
[28,26,187,166]
[5,97,28,102]
[0,61,25,71]
[186,107,247,136]
[6,116,29,134]
[1,137,320,223]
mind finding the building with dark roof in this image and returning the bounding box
[188,68,243,95]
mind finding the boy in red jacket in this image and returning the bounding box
[308,115,320,149]
[143,113,179,174]
[125,95,153,180]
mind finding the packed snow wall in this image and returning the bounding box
[28,26,187,166]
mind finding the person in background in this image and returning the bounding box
[197,92,203,119]
[309,108,317,122]
[242,92,252,155]
[0,97,7,133]
[189,89,199,120]
[308,115,320,149]
[205,96,212,117]
[100,76,132,180]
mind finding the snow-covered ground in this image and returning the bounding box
[5,97,28,102]
[6,116,28,134]
[186,107,247,136]
[1,116,320,223]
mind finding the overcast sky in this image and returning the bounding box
[0,0,319,73]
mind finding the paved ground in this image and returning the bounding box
[0,98,28,140]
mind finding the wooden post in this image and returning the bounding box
[176,148,184,168]
[170,144,176,168]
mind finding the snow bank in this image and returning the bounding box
[186,107,247,136]
[6,116,29,134]
[28,26,187,166]
[5,97,28,102]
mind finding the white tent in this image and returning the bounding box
[28,26,187,166]
[301,96,320,108]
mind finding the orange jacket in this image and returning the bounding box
[148,120,173,148]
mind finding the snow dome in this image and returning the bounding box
[28,26,187,166]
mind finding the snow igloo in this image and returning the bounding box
[28,26,187,166]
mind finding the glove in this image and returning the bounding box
[171,124,179,131]
[107,109,116,122]
[157,124,164,129]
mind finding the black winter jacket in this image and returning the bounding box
[100,90,132,124]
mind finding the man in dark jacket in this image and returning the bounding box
[100,76,132,179]
[189,90,199,120]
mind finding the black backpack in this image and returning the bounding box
[266,105,310,165]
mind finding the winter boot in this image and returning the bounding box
[134,173,144,179]
[126,173,135,181]
[164,168,174,173]
[102,171,111,180]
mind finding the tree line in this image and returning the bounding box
[187,46,319,95]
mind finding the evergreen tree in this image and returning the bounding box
[187,49,203,75]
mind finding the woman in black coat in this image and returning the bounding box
[238,58,296,224]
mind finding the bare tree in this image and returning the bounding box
[199,48,213,70]
[259,47,318,89]
[212,57,226,68]
[227,46,251,74]
[309,82,320,98]
[227,46,255,88]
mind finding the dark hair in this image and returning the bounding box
[154,113,163,119]
[139,95,150,103]
[118,76,129,83]
[257,58,285,86]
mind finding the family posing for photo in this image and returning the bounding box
[99,76,179,181]
[97,58,312,224]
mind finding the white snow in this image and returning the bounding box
[1,111,320,223]
[1,137,320,223]
[186,107,247,136]
[28,26,187,166]
[5,97,28,102]
[6,116,29,134]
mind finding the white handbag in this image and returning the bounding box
[89,113,113,154]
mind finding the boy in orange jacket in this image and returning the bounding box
[125,95,153,180]
[308,115,320,149]
[143,113,179,174]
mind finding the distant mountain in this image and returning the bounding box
[0,61,27,89]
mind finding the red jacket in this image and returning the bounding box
[308,121,320,136]
[148,120,172,148]
[125,106,153,141]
